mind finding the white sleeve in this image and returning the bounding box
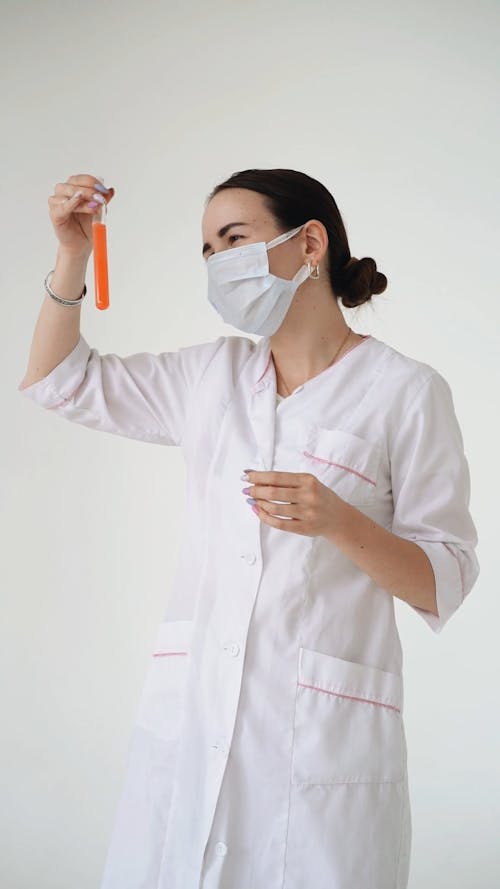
[389,371,480,634]
[18,333,226,446]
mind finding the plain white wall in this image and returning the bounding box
[3,1,499,886]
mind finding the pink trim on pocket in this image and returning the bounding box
[302,451,376,486]
[298,681,400,713]
[152,651,188,658]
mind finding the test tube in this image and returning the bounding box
[92,196,109,310]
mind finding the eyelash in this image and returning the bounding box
[205,234,243,260]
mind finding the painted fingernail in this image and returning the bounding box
[242,487,251,494]
[94,182,110,194]
[251,504,259,515]
[240,473,250,481]
[92,192,105,204]
[88,201,98,208]
[246,497,256,504]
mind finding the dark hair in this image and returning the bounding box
[205,168,387,308]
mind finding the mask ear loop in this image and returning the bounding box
[267,223,318,283]
[270,224,321,279]
[266,223,305,250]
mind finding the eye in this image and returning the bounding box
[204,235,244,261]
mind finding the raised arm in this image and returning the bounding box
[19,247,89,389]
[20,172,114,387]
[19,173,226,446]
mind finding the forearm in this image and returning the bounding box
[19,248,89,388]
[322,499,438,616]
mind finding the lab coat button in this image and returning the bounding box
[244,552,256,565]
[211,740,229,755]
[215,841,228,857]
[224,641,240,657]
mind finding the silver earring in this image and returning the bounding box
[308,261,320,279]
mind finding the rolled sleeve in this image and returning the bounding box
[18,335,92,409]
[389,371,480,634]
[18,333,226,446]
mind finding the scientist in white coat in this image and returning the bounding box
[19,167,480,889]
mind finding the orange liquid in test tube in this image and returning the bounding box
[92,199,109,310]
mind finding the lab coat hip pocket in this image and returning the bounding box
[135,618,193,742]
[292,647,405,784]
[301,426,381,507]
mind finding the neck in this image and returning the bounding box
[269,281,359,394]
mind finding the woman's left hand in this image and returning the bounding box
[242,469,346,538]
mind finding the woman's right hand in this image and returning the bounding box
[48,174,115,256]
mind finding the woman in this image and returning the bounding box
[19,168,480,889]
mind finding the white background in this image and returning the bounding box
[3,1,499,886]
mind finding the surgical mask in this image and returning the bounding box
[206,223,310,335]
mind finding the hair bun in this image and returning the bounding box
[336,256,388,307]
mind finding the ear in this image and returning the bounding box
[302,220,329,266]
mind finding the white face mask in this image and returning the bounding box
[206,223,310,335]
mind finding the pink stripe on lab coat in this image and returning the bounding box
[255,350,273,384]
[47,378,87,410]
[303,452,376,486]
[298,681,401,713]
[152,651,188,658]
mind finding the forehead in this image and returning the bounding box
[202,188,266,233]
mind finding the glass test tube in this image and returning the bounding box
[92,197,109,310]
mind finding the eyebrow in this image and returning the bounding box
[202,222,250,256]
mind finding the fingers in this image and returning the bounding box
[255,499,297,520]
[66,173,107,188]
[78,175,115,203]
[48,190,98,220]
[50,178,115,219]
[53,180,114,203]
[244,470,306,487]
[246,484,299,502]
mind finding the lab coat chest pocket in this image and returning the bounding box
[135,619,193,741]
[301,426,381,506]
[292,647,405,784]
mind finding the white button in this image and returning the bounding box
[244,552,256,565]
[215,841,228,857]
[224,641,240,657]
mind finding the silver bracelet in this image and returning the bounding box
[44,269,87,306]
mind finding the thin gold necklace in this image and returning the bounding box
[276,326,353,397]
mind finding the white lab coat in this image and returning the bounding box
[19,332,480,889]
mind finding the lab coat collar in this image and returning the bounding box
[250,336,274,393]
